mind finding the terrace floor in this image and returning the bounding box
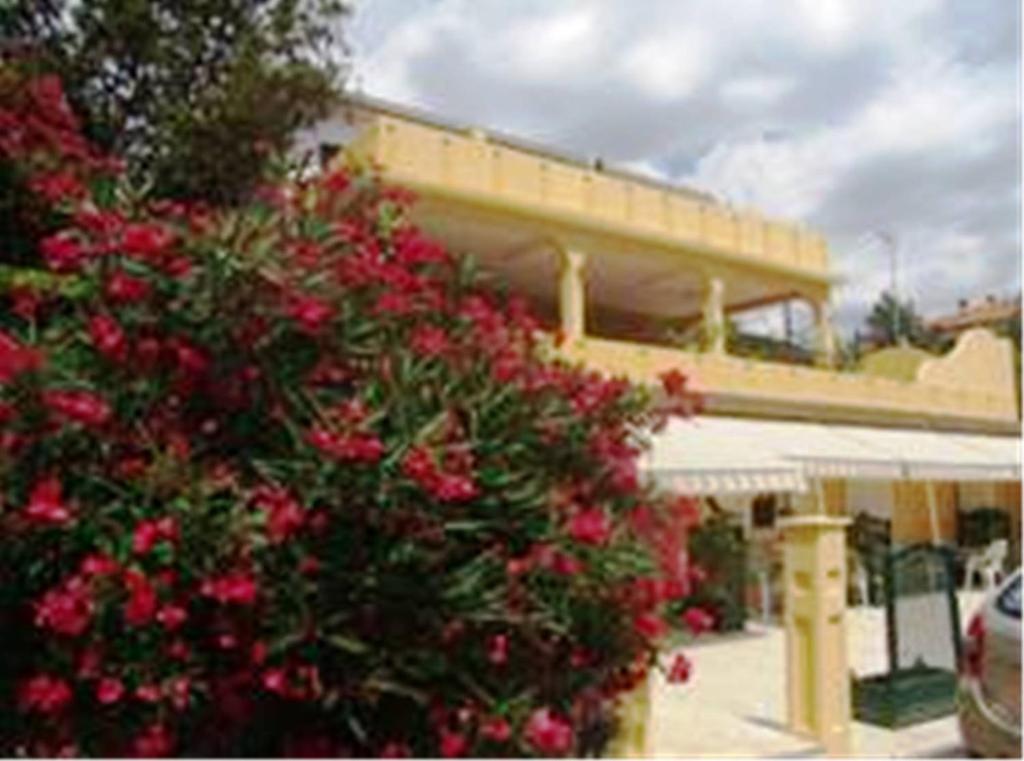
[647,591,987,757]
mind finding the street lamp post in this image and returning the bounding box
[875,231,902,344]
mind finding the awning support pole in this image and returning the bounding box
[924,481,941,545]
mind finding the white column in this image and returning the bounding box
[812,299,837,367]
[702,275,726,354]
[558,248,586,342]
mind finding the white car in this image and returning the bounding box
[958,569,1021,757]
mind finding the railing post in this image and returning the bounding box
[779,514,852,756]
[558,248,586,342]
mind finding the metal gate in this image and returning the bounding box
[852,543,963,727]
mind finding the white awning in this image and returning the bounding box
[642,416,808,495]
[830,426,1021,482]
[644,415,1022,496]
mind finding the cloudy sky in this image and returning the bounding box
[346,0,1020,337]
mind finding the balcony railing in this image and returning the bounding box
[558,336,1018,430]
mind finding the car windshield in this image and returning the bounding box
[996,573,1021,618]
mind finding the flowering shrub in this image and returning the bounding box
[0,68,704,757]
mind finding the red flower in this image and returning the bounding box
[132,723,173,757]
[251,641,268,665]
[322,168,350,194]
[10,286,43,321]
[286,295,334,334]
[121,222,174,258]
[633,613,667,640]
[166,640,190,661]
[380,741,412,758]
[28,170,85,204]
[156,604,188,631]
[135,684,161,703]
[75,208,124,238]
[200,573,258,605]
[80,553,119,577]
[394,227,447,266]
[132,517,178,555]
[0,330,43,383]
[163,256,193,279]
[373,291,414,316]
[169,338,208,377]
[253,487,305,544]
[24,476,73,525]
[659,368,689,397]
[40,231,88,272]
[105,270,150,304]
[551,551,583,576]
[667,653,692,684]
[688,564,707,585]
[18,674,73,714]
[568,508,612,546]
[34,578,92,636]
[480,717,511,743]
[123,570,158,626]
[307,427,385,463]
[96,677,125,705]
[169,676,191,710]
[77,647,103,679]
[44,389,111,427]
[439,729,468,758]
[487,634,508,666]
[401,447,435,481]
[524,708,573,755]
[88,314,127,362]
[432,473,479,502]
[410,325,450,357]
[261,668,288,696]
[682,607,715,635]
[570,648,592,668]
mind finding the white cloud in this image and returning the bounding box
[720,76,795,107]
[501,9,602,81]
[618,30,711,101]
[348,0,1021,334]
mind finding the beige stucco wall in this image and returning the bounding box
[890,481,958,544]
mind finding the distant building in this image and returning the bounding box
[927,293,1021,339]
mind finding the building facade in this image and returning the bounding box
[313,95,1022,753]
[314,95,1019,513]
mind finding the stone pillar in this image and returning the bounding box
[812,299,837,367]
[702,275,726,354]
[558,248,586,342]
[779,514,852,756]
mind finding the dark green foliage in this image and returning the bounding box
[864,291,947,352]
[682,512,747,633]
[3,0,349,205]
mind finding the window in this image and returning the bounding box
[752,494,776,529]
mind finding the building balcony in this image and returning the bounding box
[556,334,1019,434]
[318,98,1018,433]
[335,97,834,297]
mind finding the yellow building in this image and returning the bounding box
[927,293,1021,340]
[315,95,1021,753]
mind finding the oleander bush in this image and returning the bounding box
[0,66,706,757]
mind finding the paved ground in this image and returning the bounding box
[646,591,987,757]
